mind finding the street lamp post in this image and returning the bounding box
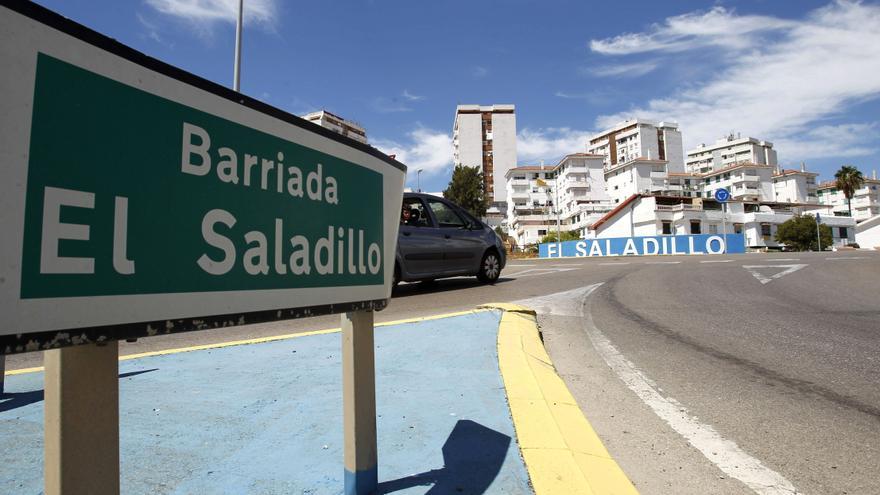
[233,0,243,91]
[417,169,422,192]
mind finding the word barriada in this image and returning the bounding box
[198,210,381,277]
[181,122,339,204]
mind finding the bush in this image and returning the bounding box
[775,214,832,251]
[539,230,581,244]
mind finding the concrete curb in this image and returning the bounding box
[480,303,639,495]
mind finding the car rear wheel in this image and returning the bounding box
[477,250,501,283]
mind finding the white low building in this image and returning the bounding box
[505,154,613,247]
[588,195,856,249]
[855,215,880,249]
[604,158,671,204]
[686,134,777,174]
[816,173,880,222]
[301,110,368,144]
[772,167,819,204]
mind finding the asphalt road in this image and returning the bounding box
[5,250,879,494]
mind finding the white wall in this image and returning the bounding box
[454,112,482,169]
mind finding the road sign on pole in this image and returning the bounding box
[714,189,730,254]
[0,2,406,354]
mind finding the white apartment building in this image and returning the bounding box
[772,167,819,204]
[587,119,684,172]
[686,134,777,174]
[699,163,774,202]
[589,195,856,249]
[817,172,880,221]
[301,110,368,144]
[452,104,517,206]
[604,158,671,204]
[505,154,612,247]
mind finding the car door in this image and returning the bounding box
[397,197,446,277]
[425,198,481,273]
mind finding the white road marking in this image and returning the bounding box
[827,257,870,260]
[701,260,734,263]
[515,285,800,495]
[645,261,681,265]
[599,262,630,266]
[742,264,807,285]
[760,258,799,262]
[508,267,579,278]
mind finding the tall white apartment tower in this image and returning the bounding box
[453,104,517,205]
[587,119,684,172]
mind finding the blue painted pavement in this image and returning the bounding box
[0,310,531,494]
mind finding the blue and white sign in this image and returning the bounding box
[714,188,731,202]
[538,234,746,258]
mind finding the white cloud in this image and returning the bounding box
[593,1,880,161]
[402,89,425,101]
[372,128,453,176]
[588,61,658,78]
[517,128,592,164]
[145,0,277,28]
[589,6,794,55]
[472,66,489,78]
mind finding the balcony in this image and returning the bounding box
[656,204,703,212]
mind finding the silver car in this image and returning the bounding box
[393,193,506,286]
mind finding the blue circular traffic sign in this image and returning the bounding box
[714,188,730,202]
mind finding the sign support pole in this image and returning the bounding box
[44,341,120,495]
[721,202,728,255]
[342,310,378,495]
[0,354,5,394]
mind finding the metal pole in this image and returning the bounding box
[233,0,243,91]
[0,354,5,394]
[721,202,728,254]
[44,342,120,495]
[342,310,377,495]
[555,174,561,255]
[417,169,422,193]
[816,216,822,252]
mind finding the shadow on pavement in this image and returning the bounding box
[392,278,512,299]
[378,419,511,494]
[0,368,158,413]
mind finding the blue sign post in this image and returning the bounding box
[815,212,822,251]
[714,188,731,254]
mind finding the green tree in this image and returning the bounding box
[775,214,832,251]
[443,165,487,217]
[834,165,865,218]
[540,230,581,244]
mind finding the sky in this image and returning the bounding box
[32,0,880,192]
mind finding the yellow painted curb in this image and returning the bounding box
[4,308,490,376]
[480,302,639,495]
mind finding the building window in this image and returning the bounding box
[734,223,743,234]
[662,221,672,235]
[761,224,771,237]
[690,220,701,234]
[538,229,547,236]
[838,227,848,238]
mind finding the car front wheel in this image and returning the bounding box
[477,251,501,283]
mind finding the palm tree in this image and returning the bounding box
[834,165,865,218]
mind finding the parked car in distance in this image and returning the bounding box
[394,192,506,286]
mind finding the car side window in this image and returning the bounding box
[401,198,432,227]
[427,199,467,228]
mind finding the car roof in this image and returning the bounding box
[403,192,444,200]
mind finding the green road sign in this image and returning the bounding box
[1,3,406,353]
